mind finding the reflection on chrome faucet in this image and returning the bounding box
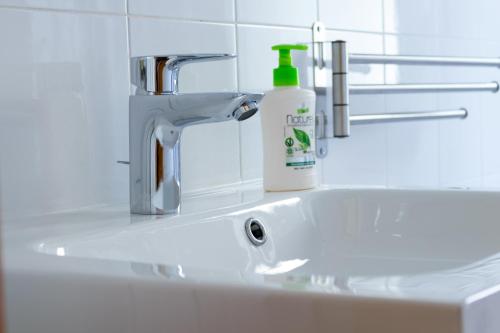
[129,55,262,215]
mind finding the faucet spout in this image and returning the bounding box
[129,92,263,215]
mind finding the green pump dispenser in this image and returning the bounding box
[271,44,308,87]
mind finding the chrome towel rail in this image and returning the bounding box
[350,82,500,94]
[310,21,500,159]
[349,54,500,67]
[350,108,467,125]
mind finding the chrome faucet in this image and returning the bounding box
[129,54,262,215]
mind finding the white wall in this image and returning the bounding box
[1,0,500,218]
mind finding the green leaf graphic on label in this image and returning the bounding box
[293,128,310,149]
[297,107,309,114]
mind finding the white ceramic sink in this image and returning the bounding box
[5,186,500,333]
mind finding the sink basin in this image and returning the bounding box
[5,186,500,333]
[37,188,500,282]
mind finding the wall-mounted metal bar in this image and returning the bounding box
[350,82,499,94]
[350,108,467,125]
[309,22,500,159]
[350,54,500,67]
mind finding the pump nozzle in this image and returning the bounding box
[271,44,308,87]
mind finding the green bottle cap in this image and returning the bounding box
[271,44,308,87]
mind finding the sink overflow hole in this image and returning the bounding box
[245,218,267,246]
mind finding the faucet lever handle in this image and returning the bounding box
[167,53,235,66]
[131,54,235,94]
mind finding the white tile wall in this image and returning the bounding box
[0,7,129,218]
[321,29,387,186]
[1,0,500,218]
[435,38,486,188]
[384,0,493,40]
[0,0,126,13]
[319,0,383,32]
[236,0,316,27]
[128,0,234,22]
[384,34,440,187]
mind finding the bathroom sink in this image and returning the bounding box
[37,187,500,280]
[5,186,500,333]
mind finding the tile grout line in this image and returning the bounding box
[236,21,314,31]
[234,0,245,183]
[126,13,235,25]
[125,0,131,58]
[381,0,390,186]
[125,0,132,100]
[383,30,500,43]
[316,0,325,185]
[381,0,386,37]
[0,4,126,16]
[316,0,320,22]
[436,66,442,186]
[434,40,441,186]
[2,5,499,43]
[0,4,394,38]
[237,21,385,35]
[120,14,316,31]
[479,94,485,186]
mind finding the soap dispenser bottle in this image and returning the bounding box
[260,44,317,191]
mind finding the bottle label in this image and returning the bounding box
[284,104,315,169]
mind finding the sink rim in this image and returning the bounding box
[5,185,500,306]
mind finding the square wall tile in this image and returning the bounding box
[129,17,237,92]
[435,37,487,187]
[321,30,386,186]
[0,8,129,218]
[322,120,387,187]
[481,95,500,187]
[478,0,500,42]
[385,94,440,187]
[479,39,500,187]
[384,0,438,36]
[128,0,234,22]
[383,34,440,187]
[129,17,241,192]
[437,93,481,187]
[323,125,387,186]
[0,0,126,13]
[236,0,316,27]
[237,25,312,180]
[386,130,439,187]
[384,34,441,84]
[325,29,384,85]
[319,0,383,32]
[384,0,482,39]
